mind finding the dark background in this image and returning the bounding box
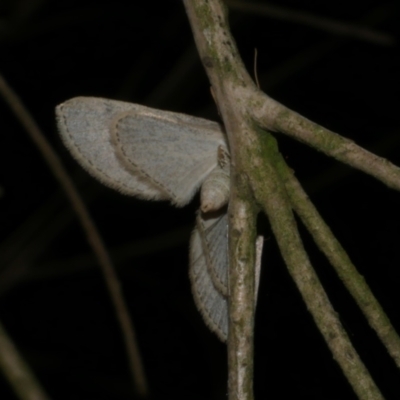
[0,0,399,399]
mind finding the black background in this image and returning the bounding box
[0,0,399,399]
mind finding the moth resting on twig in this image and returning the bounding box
[56,97,262,342]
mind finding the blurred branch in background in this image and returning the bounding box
[0,319,50,400]
[228,0,395,46]
[0,73,149,398]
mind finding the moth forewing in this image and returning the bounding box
[56,97,165,200]
[111,107,228,207]
[57,96,228,206]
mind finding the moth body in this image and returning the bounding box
[200,145,230,212]
[200,166,230,212]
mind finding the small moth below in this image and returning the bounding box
[56,96,262,342]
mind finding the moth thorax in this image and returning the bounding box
[200,167,230,213]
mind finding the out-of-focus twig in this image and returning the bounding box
[0,319,51,400]
[228,0,395,46]
[0,73,149,398]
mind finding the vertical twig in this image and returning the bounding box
[183,2,259,398]
[228,192,258,399]
[0,73,149,397]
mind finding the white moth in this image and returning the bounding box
[56,96,261,342]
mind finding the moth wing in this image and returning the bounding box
[56,96,227,205]
[189,210,229,342]
[56,97,164,200]
[112,108,228,206]
[197,211,229,296]
[190,211,264,342]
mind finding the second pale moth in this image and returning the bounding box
[56,96,261,342]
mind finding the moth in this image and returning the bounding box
[56,97,261,342]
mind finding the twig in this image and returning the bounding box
[228,0,395,46]
[0,73,149,397]
[253,96,400,192]
[280,161,400,368]
[253,135,384,399]
[0,319,51,400]
[183,0,389,398]
[184,1,259,398]
[227,192,258,400]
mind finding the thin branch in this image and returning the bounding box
[280,161,400,368]
[183,0,394,398]
[253,95,400,192]
[227,193,258,400]
[253,140,384,399]
[183,1,259,399]
[0,73,149,397]
[0,319,51,400]
[228,0,395,46]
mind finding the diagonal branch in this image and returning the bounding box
[252,133,384,400]
[0,73,149,398]
[253,95,400,192]
[0,320,51,400]
[279,160,400,368]
[227,0,395,46]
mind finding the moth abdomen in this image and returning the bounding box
[200,167,230,212]
[200,146,230,213]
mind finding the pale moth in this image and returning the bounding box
[56,97,262,342]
